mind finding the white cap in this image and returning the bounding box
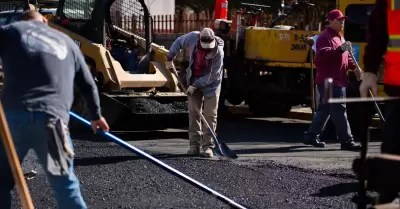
[199,28,216,49]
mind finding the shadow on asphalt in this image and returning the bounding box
[217,118,309,144]
[71,129,189,142]
[74,154,191,166]
[70,115,382,149]
[311,182,358,197]
[113,131,189,141]
[234,145,339,155]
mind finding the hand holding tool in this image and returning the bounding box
[186,85,197,96]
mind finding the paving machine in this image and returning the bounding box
[0,0,189,131]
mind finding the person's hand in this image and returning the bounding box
[91,117,110,133]
[359,72,378,98]
[340,41,352,52]
[186,85,197,96]
[165,61,175,70]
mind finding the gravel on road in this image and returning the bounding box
[11,132,360,209]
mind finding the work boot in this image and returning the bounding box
[187,145,200,156]
[341,140,361,151]
[303,138,326,148]
[200,148,214,158]
[303,133,326,148]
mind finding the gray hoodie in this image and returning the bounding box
[167,31,224,97]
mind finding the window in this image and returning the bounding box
[0,15,8,26]
[0,13,21,26]
[63,0,95,19]
[344,4,375,43]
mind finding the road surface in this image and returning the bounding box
[10,114,382,209]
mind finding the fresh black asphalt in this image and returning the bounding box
[10,127,361,209]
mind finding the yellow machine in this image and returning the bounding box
[217,0,386,110]
[0,0,188,130]
[217,0,325,117]
[214,0,384,137]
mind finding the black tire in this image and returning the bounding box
[225,55,246,106]
[226,89,245,106]
[218,92,229,118]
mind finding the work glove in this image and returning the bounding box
[340,41,352,52]
[165,61,175,70]
[186,85,197,96]
[359,72,378,98]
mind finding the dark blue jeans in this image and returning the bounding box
[305,85,353,143]
[381,100,400,155]
[0,110,87,209]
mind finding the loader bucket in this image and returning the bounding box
[99,93,189,131]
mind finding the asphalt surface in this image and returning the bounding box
[9,116,364,209]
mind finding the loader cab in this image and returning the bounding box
[53,0,105,44]
[0,7,56,26]
[54,0,150,46]
[52,0,152,74]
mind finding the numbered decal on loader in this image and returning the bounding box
[279,33,290,41]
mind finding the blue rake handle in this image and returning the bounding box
[69,111,247,209]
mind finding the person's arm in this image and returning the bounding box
[166,31,199,61]
[192,47,224,89]
[72,44,102,121]
[316,35,344,59]
[363,0,388,74]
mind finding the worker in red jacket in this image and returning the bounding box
[360,0,400,158]
[303,9,362,151]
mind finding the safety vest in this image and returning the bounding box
[385,0,400,86]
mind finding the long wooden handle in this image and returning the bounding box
[310,48,316,114]
[0,103,34,209]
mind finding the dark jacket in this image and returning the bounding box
[0,21,101,123]
[364,0,400,96]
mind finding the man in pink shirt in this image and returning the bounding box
[303,9,362,151]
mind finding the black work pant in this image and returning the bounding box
[381,100,400,155]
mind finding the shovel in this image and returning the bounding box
[169,67,238,159]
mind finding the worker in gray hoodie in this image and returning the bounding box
[165,28,224,158]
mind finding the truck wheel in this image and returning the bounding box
[218,92,229,118]
[226,90,245,106]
